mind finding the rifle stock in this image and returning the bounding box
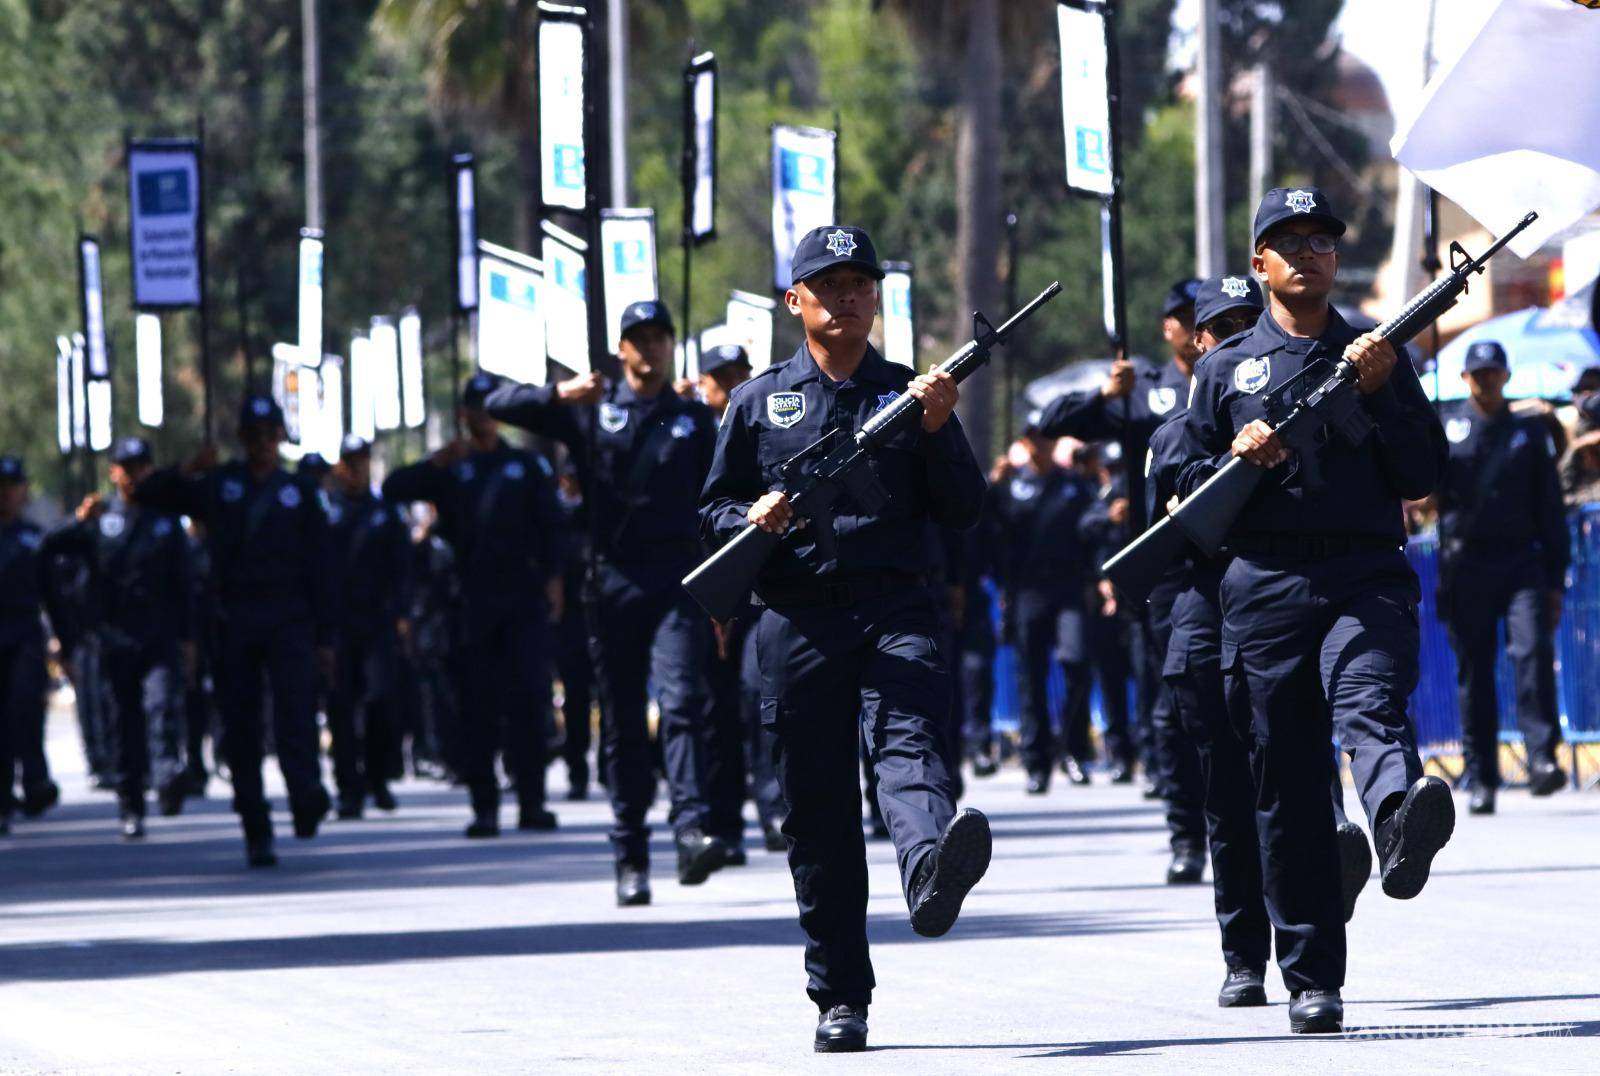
[682,523,783,623]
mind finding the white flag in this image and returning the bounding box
[770,125,837,291]
[1392,0,1600,258]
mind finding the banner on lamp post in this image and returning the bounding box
[542,220,591,376]
[601,209,660,354]
[297,230,323,367]
[1057,1,1115,199]
[880,261,915,369]
[348,334,377,443]
[69,333,88,450]
[270,344,305,451]
[126,139,203,308]
[370,317,403,432]
[399,308,425,429]
[56,336,73,455]
[770,124,837,291]
[726,289,777,375]
[135,313,163,428]
[686,52,717,241]
[78,237,110,380]
[538,6,588,213]
[476,240,547,386]
[320,358,345,462]
[451,154,479,310]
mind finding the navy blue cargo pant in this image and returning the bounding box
[591,563,715,868]
[1011,588,1088,778]
[215,618,326,830]
[327,630,402,802]
[0,634,49,815]
[457,612,552,817]
[1144,579,1206,851]
[104,643,185,809]
[1220,549,1424,992]
[1442,550,1563,787]
[757,587,957,1011]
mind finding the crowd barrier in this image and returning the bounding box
[985,506,1600,787]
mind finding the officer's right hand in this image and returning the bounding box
[181,443,219,476]
[1231,419,1290,468]
[1101,358,1136,399]
[989,455,1013,484]
[1107,497,1130,526]
[1097,578,1119,617]
[75,494,106,523]
[556,372,603,405]
[749,491,799,534]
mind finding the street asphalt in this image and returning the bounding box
[2,704,1597,1075]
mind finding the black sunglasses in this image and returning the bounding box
[1266,233,1339,256]
[1201,311,1261,339]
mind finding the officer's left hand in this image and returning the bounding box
[545,577,564,624]
[908,370,959,433]
[557,372,604,405]
[1343,332,1398,394]
[1547,589,1565,627]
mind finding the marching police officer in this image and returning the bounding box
[325,435,412,818]
[485,302,725,904]
[1438,340,1570,811]
[43,437,192,837]
[697,343,786,856]
[138,398,334,866]
[0,456,58,832]
[1176,187,1454,1033]
[385,374,566,837]
[989,424,1096,794]
[699,225,991,1053]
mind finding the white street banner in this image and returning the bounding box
[687,53,717,240]
[539,14,587,212]
[127,141,203,308]
[1057,2,1115,198]
[399,308,426,429]
[726,289,777,374]
[297,230,323,368]
[881,263,915,369]
[542,220,591,376]
[771,124,837,290]
[78,237,110,379]
[135,313,163,428]
[271,344,306,449]
[601,209,660,353]
[452,154,479,310]
[1392,0,1600,258]
[370,317,403,432]
[69,334,87,450]
[55,336,73,455]
[1099,203,1117,344]
[349,334,377,442]
[477,240,547,386]
[87,378,112,453]
[319,359,345,462]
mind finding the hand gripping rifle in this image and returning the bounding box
[683,281,1063,622]
[1101,211,1539,601]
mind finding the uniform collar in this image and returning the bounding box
[1248,303,1353,357]
[610,375,679,414]
[781,342,897,389]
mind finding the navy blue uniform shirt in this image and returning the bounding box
[699,343,985,586]
[1437,407,1569,587]
[0,519,47,647]
[990,464,1096,595]
[1176,305,1446,543]
[486,378,715,578]
[138,462,333,641]
[325,486,414,638]
[41,497,191,650]
[384,439,566,631]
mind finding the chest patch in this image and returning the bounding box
[98,514,126,539]
[326,504,344,525]
[370,509,389,528]
[277,484,302,509]
[502,460,526,480]
[1009,476,1039,501]
[874,392,900,414]
[221,479,244,504]
[1509,429,1529,453]
[1234,357,1271,395]
[671,414,696,440]
[599,403,629,434]
[1148,386,1177,414]
[766,392,806,429]
[1445,417,1472,444]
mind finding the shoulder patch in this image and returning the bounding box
[502,459,526,480]
[766,392,806,429]
[671,414,697,440]
[1445,417,1472,444]
[221,478,244,504]
[1148,386,1177,415]
[1234,356,1271,395]
[598,402,628,434]
[98,513,126,539]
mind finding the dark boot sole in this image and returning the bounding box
[814,1036,867,1053]
[616,890,652,907]
[910,809,992,938]
[1528,769,1566,797]
[678,844,727,886]
[1218,985,1268,1008]
[1336,823,1372,922]
[1381,778,1455,900]
[1290,1011,1343,1034]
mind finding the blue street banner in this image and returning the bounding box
[1057,2,1115,198]
[542,220,591,376]
[127,140,203,308]
[726,290,777,375]
[770,124,837,291]
[601,209,660,353]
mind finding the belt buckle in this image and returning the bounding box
[821,581,853,607]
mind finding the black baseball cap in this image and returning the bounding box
[700,344,751,377]
[109,436,153,467]
[1194,274,1264,328]
[1464,340,1509,373]
[461,371,501,410]
[1571,365,1600,393]
[239,395,285,430]
[339,434,372,459]
[297,453,331,479]
[0,455,25,483]
[1161,278,1202,318]
[790,225,885,287]
[619,300,675,339]
[1253,186,1347,248]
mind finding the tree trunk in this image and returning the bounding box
[512,0,538,252]
[953,0,1002,462]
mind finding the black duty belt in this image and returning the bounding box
[1228,533,1402,560]
[754,572,926,610]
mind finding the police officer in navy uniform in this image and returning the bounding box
[138,397,334,866]
[699,225,991,1053]
[484,302,725,904]
[385,374,566,837]
[1176,187,1454,1033]
[989,422,1096,793]
[325,435,412,818]
[0,456,58,833]
[1151,275,1372,1009]
[44,437,192,837]
[1438,340,1570,812]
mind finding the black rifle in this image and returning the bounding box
[1102,211,1538,600]
[683,281,1063,622]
